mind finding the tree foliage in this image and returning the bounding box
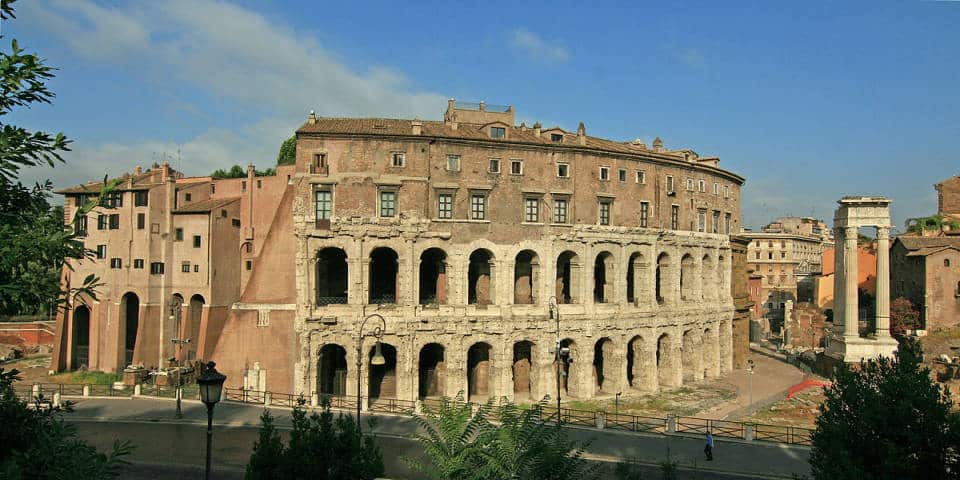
[405,394,601,480]
[905,214,960,235]
[810,338,960,480]
[0,368,132,478]
[890,296,921,337]
[245,397,384,480]
[210,164,275,179]
[276,136,296,166]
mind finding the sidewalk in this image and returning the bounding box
[64,396,811,479]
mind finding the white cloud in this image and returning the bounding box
[16,0,449,190]
[510,28,570,64]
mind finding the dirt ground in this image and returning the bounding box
[2,353,121,385]
[920,328,960,401]
[742,382,826,429]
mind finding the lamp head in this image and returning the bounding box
[371,341,386,366]
[197,361,227,406]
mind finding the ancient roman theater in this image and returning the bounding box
[52,100,744,406]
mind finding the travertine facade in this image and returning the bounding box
[53,101,746,405]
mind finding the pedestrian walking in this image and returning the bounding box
[704,431,714,461]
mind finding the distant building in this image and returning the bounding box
[741,217,833,327]
[890,236,960,331]
[935,175,960,222]
[814,244,877,311]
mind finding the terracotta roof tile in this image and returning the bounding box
[896,235,960,253]
[173,197,239,214]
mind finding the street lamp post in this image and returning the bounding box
[747,359,755,407]
[356,313,386,434]
[548,296,571,427]
[197,361,226,480]
[615,391,622,416]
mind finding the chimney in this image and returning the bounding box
[479,100,486,112]
[308,110,317,124]
[520,122,527,132]
[161,161,171,183]
[577,122,586,146]
[411,118,423,136]
[247,163,256,179]
[533,122,542,138]
[653,137,664,152]
[134,166,142,175]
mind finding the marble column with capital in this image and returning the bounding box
[843,226,859,338]
[875,226,891,337]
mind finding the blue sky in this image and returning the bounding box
[5,0,959,231]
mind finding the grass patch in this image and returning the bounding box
[49,370,121,385]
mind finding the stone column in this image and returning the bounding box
[875,226,891,337]
[843,226,859,337]
[833,227,845,330]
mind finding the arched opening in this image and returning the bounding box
[187,294,204,360]
[418,343,445,399]
[514,250,539,304]
[717,255,727,295]
[467,342,493,401]
[557,338,578,398]
[369,247,399,304]
[512,341,535,399]
[555,251,579,304]
[626,335,654,392]
[71,305,90,370]
[681,329,700,383]
[593,337,616,394]
[703,327,718,378]
[316,247,348,305]
[656,253,671,305]
[657,333,675,388]
[419,248,448,305]
[318,344,348,396]
[468,249,495,305]
[368,342,398,399]
[594,251,614,303]
[680,254,695,301]
[121,292,139,368]
[701,255,714,300]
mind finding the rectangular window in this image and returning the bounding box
[109,214,120,230]
[599,167,610,181]
[553,198,567,224]
[636,171,646,184]
[315,190,331,220]
[723,186,730,199]
[551,133,564,143]
[391,152,405,167]
[557,163,569,178]
[712,210,720,234]
[245,260,252,271]
[470,194,486,220]
[671,205,679,230]
[618,169,627,182]
[437,193,453,219]
[110,258,122,269]
[314,153,328,168]
[150,262,164,275]
[182,262,191,273]
[640,202,649,227]
[75,194,87,207]
[242,181,247,192]
[598,200,611,225]
[686,178,694,191]
[446,155,461,172]
[75,215,88,236]
[380,191,396,217]
[524,197,539,223]
[97,215,108,230]
[666,175,675,192]
[697,210,706,232]
[725,213,731,234]
[490,126,506,138]
[96,245,106,259]
[193,235,201,248]
[105,191,123,208]
[175,228,184,241]
[756,252,760,259]
[488,158,500,174]
[257,179,262,189]
[769,252,773,260]
[194,264,199,273]
[511,160,523,175]
[133,259,144,269]
[137,213,145,230]
[134,191,148,206]
[713,183,719,195]
[698,180,706,192]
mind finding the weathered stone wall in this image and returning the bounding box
[784,302,827,350]
[730,235,753,369]
[924,249,960,331]
[936,176,960,216]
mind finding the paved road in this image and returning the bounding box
[699,349,807,420]
[63,397,810,479]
